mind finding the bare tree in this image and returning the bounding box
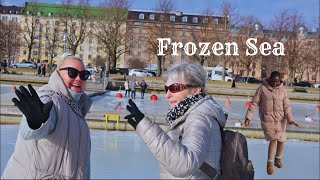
[1,18,20,66]
[21,0,41,61]
[127,57,146,69]
[218,0,237,80]
[43,21,61,69]
[60,0,91,55]
[94,0,131,70]
[235,15,263,78]
[190,9,219,66]
[145,0,175,76]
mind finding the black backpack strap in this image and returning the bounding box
[200,162,221,180]
[199,112,228,179]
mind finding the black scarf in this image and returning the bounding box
[165,92,206,126]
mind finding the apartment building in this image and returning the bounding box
[0,5,23,66]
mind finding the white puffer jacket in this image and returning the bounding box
[136,95,226,179]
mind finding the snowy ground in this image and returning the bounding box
[1,125,319,179]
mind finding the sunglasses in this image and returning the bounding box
[165,83,195,93]
[59,67,91,80]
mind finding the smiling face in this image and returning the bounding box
[165,79,202,109]
[59,58,87,93]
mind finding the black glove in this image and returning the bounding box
[124,99,145,129]
[12,84,53,130]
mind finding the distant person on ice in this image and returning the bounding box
[2,54,92,179]
[244,71,299,175]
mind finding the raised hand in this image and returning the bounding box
[288,121,299,127]
[244,118,250,126]
[12,84,53,130]
[124,99,145,129]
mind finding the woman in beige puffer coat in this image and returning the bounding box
[244,71,299,175]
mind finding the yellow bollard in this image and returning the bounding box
[105,114,120,130]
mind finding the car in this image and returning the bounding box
[86,66,98,73]
[313,83,320,88]
[246,77,262,84]
[109,69,124,75]
[289,81,311,87]
[144,70,157,77]
[11,61,37,69]
[233,76,247,82]
[129,69,154,77]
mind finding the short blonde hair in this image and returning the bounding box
[57,53,84,70]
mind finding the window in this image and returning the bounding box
[130,36,134,40]
[182,31,186,37]
[192,17,198,23]
[138,36,142,41]
[23,50,27,55]
[214,18,219,24]
[159,14,164,21]
[129,51,134,56]
[88,55,92,59]
[139,13,144,20]
[138,44,142,48]
[130,44,134,48]
[182,16,188,23]
[170,15,175,22]
[12,17,18,22]
[89,38,93,43]
[138,51,142,57]
[89,46,93,51]
[80,46,83,51]
[139,28,142,33]
[130,28,134,33]
[149,14,155,20]
[203,18,208,24]
[33,51,38,55]
[2,16,8,21]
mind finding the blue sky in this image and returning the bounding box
[3,0,319,28]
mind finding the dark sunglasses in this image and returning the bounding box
[165,83,195,93]
[59,67,91,80]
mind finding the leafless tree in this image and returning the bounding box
[145,0,175,76]
[21,0,42,61]
[234,15,263,78]
[60,0,91,55]
[1,18,20,66]
[127,57,146,69]
[94,0,131,70]
[43,21,61,69]
[218,0,238,80]
[190,9,219,66]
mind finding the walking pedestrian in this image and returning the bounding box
[130,79,137,99]
[231,77,236,88]
[244,71,299,175]
[139,79,147,99]
[124,80,130,97]
[36,63,42,76]
[124,62,227,179]
[41,64,46,77]
[2,54,92,179]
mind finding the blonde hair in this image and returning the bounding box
[57,53,84,70]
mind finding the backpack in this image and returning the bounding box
[200,114,255,180]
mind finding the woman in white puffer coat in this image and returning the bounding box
[125,62,227,179]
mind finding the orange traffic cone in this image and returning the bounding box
[226,96,231,105]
